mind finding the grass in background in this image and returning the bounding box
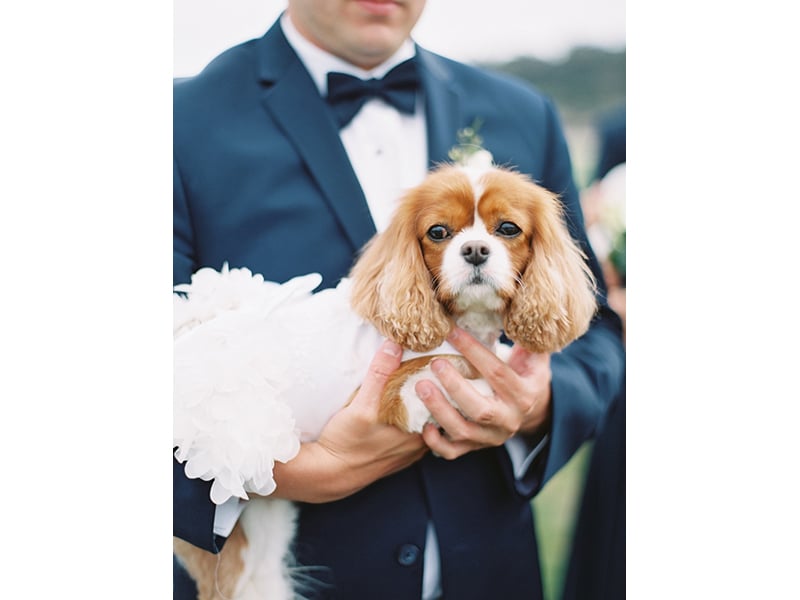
[532,441,593,600]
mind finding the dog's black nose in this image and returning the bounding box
[461,241,490,266]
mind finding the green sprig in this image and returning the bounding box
[448,118,486,165]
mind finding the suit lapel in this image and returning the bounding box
[251,26,467,250]
[255,22,377,252]
[417,48,462,168]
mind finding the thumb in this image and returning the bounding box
[351,340,403,409]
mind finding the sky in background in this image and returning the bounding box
[174,0,626,77]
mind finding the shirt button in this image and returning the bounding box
[396,543,421,566]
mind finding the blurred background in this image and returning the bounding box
[174,3,625,598]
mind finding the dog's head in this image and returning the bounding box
[349,163,597,353]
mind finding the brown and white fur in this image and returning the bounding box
[173,162,597,599]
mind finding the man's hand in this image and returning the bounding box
[272,340,428,503]
[417,327,553,460]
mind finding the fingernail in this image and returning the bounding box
[431,359,446,374]
[416,382,430,400]
[447,328,460,342]
[381,340,402,357]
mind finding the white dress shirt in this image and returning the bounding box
[212,15,550,600]
[282,14,427,231]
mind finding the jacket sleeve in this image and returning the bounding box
[173,456,226,552]
[502,96,625,498]
[173,155,226,553]
[174,154,197,287]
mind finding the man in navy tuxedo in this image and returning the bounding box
[174,1,625,598]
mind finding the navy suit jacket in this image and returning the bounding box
[174,17,625,600]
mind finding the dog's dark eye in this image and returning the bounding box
[495,222,521,238]
[427,225,451,242]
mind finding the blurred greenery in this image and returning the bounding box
[610,230,626,281]
[481,47,626,128]
[482,47,626,188]
[532,441,594,600]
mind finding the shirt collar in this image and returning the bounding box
[280,12,417,97]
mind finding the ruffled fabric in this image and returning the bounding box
[173,266,324,505]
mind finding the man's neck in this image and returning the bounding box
[280,12,415,96]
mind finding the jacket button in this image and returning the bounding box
[396,543,421,566]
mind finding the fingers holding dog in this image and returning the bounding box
[350,340,404,410]
[448,327,552,432]
[446,327,526,403]
[413,328,554,458]
[415,366,513,457]
[421,421,479,461]
[416,380,491,459]
[429,358,506,430]
[505,345,553,432]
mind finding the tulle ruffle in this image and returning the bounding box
[173,265,323,505]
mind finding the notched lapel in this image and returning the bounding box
[255,26,377,252]
[252,32,470,253]
[417,49,462,168]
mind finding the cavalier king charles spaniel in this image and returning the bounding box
[173,158,597,599]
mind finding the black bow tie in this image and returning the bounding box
[325,58,420,128]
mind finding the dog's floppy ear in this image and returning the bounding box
[349,192,452,353]
[504,184,597,353]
